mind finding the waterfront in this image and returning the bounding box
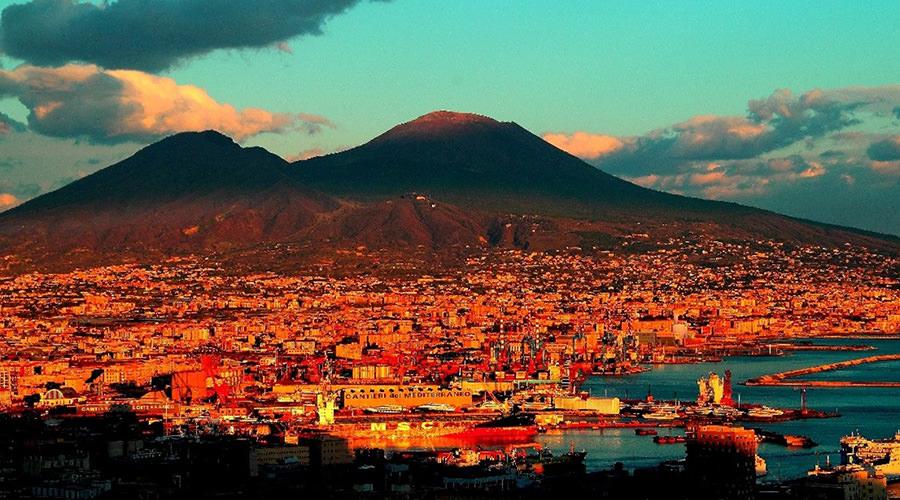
[539,337,900,481]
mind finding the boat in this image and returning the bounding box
[416,403,456,412]
[840,430,900,476]
[784,434,816,448]
[711,406,743,418]
[745,406,784,419]
[364,405,405,414]
[643,411,679,421]
[635,428,658,436]
[756,454,768,477]
[520,401,553,411]
[653,435,686,444]
[300,413,539,443]
[473,400,505,411]
[450,413,540,439]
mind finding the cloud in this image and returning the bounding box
[0,0,387,72]
[548,87,900,177]
[284,144,349,162]
[0,64,328,143]
[0,192,19,211]
[287,148,328,162]
[0,178,42,199]
[867,135,900,162]
[547,88,877,179]
[0,112,26,135]
[542,132,624,159]
[626,155,838,202]
[549,86,900,202]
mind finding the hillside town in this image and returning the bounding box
[0,239,898,497]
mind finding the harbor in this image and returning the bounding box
[547,337,900,481]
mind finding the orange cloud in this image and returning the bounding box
[109,68,295,141]
[871,160,900,176]
[0,64,327,143]
[0,193,20,211]
[798,161,825,178]
[626,174,660,188]
[542,132,624,159]
[689,170,727,186]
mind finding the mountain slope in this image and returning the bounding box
[293,111,664,213]
[291,111,898,250]
[0,131,340,263]
[0,112,897,271]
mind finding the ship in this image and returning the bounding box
[416,403,456,412]
[840,430,900,477]
[784,434,817,448]
[459,413,540,439]
[300,412,539,443]
[653,435,687,444]
[744,406,785,419]
[642,410,680,421]
[364,405,405,414]
[755,454,768,477]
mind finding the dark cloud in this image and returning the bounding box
[867,135,900,162]
[544,86,900,234]
[593,88,874,177]
[818,149,847,159]
[548,86,900,177]
[0,0,385,72]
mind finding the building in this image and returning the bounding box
[804,464,888,500]
[340,385,471,410]
[686,425,757,500]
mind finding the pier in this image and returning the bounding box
[745,353,900,387]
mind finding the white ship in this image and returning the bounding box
[841,431,900,477]
[416,403,456,412]
[745,406,784,418]
[642,410,679,421]
[364,405,405,414]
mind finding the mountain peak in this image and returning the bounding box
[370,110,504,144]
[149,129,237,150]
[411,110,498,125]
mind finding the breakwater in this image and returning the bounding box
[745,353,900,387]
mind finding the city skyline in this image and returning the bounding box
[0,1,898,234]
[1,4,900,497]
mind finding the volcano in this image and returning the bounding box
[0,111,896,270]
[290,111,897,247]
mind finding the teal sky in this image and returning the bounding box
[1,0,899,233]
[172,1,900,152]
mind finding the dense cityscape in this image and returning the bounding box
[1,2,899,499]
[1,240,898,498]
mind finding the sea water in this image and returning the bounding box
[537,338,900,481]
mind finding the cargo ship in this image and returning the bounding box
[297,412,538,443]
